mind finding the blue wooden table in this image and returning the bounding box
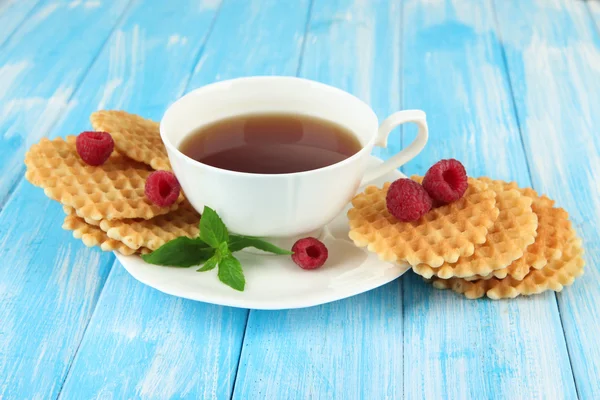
[1,0,599,398]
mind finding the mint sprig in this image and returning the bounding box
[217,255,245,291]
[228,234,293,255]
[141,237,213,267]
[141,206,292,291]
[199,206,228,248]
[196,254,218,272]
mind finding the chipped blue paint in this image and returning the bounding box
[233,1,405,398]
[59,0,311,398]
[0,0,599,398]
[0,0,42,49]
[0,1,133,397]
[401,0,577,398]
[0,0,225,398]
[495,0,600,397]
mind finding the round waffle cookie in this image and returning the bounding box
[98,201,201,251]
[91,110,171,171]
[63,214,150,255]
[413,178,538,279]
[466,188,574,281]
[429,237,584,299]
[348,177,499,268]
[25,136,182,221]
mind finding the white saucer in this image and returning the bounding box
[115,156,409,310]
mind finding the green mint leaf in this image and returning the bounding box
[217,254,245,291]
[217,241,231,258]
[199,206,229,248]
[227,235,246,252]
[142,237,214,267]
[197,254,219,272]
[228,234,293,255]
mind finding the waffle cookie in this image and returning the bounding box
[412,178,538,279]
[91,110,171,171]
[63,214,150,255]
[467,188,574,281]
[348,177,499,268]
[63,205,101,226]
[25,136,182,221]
[98,201,201,251]
[430,237,584,299]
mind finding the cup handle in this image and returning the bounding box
[360,109,428,186]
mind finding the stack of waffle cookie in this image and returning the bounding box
[25,110,200,255]
[347,176,584,299]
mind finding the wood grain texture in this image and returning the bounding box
[232,1,405,398]
[0,0,221,397]
[42,0,236,398]
[494,0,600,397]
[590,0,600,21]
[590,0,600,28]
[234,285,403,400]
[0,187,116,399]
[186,0,312,87]
[59,0,312,398]
[59,265,247,400]
[401,0,577,398]
[0,0,42,49]
[0,2,133,398]
[1,0,598,397]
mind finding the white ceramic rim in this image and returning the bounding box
[115,251,409,310]
[160,76,380,179]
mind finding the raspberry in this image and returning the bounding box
[291,237,328,270]
[386,178,432,222]
[145,171,181,207]
[422,159,468,204]
[76,131,114,166]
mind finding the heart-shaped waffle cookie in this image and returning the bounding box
[466,188,575,281]
[91,110,171,171]
[25,136,182,221]
[412,178,538,279]
[348,177,499,268]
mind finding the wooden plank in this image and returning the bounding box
[0,1,134,398]
[400,0,578,398]
[232,1,405,398]
[60,265,248,399]
[0,0,221,398]
[0,186,114,399]
[41,0,222,397]
[186,0,311,87]
[234,285,403,400]
[586,0,600,31]
[58,0,312,398]
[0,0,42,48]
[494,0,600,397]
[0,0,131,207]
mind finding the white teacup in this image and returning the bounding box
[160,76,428,244]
